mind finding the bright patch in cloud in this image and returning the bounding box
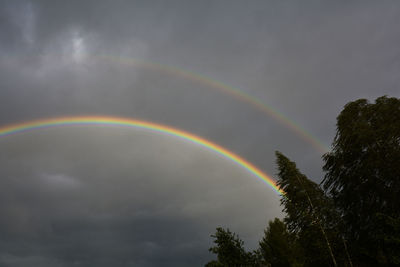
[71,33,86,63]
[40,173,82,189]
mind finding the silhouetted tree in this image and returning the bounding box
[323,96,400,265]
[259,217,303,267]
[206,227,261,267]
[275,151,341,266]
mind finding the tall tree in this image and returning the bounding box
[322,96,400,265]
[275,151,346,267]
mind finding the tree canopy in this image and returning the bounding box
[323,96,400,265]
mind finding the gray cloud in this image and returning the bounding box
[0,0,399,265]
[0,128,282,266]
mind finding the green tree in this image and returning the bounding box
[206,227,260,267]
[275,151,346,267]
[259,217,303,267]
[323,96,400,265]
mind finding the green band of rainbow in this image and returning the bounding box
[0,116,284,195]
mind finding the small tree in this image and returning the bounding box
[206,227,260,267]
[259,218,303,267]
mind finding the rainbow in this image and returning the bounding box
[0,116,284,195]
[98,55,330,154]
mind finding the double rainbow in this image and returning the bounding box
[0,116,284,195]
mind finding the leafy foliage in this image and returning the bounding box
[323,96,400,264]
[206,227,260,267]
[259,218,303,267]
[275,152,344,267]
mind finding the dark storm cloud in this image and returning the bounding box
[1,0,400,266]
[0,129,281,266]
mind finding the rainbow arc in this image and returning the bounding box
[98,55,329,154]
[0,116,284,195]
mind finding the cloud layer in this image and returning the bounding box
[0,1,399,265]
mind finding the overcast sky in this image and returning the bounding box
[0,1,399,266]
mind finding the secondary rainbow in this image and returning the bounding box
[98,55,330,154]
[0,116,284,195]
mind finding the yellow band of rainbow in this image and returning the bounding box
[0,116,284,195]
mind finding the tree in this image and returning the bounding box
[206,227,260,267]
[275,151,346,267]
[322,96,400,265]
[259,218,303,267]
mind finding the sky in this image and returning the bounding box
[0,1,399,266]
